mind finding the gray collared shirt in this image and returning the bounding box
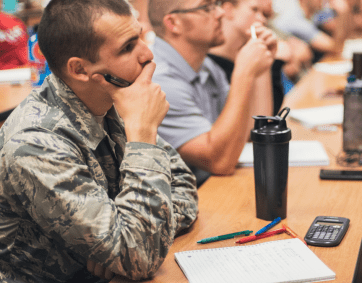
[0,74,198,282]
[152,37,230,185]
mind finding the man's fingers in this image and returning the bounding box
[254,26,272,40]
[134,61,156,84]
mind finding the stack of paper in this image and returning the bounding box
[238,140,329,167]
[288,104,343,129]
[175,238,335,283]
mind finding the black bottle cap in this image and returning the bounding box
[251,107,292,144]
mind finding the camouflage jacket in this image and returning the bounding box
[0,74,198,282]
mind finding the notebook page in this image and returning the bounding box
[175,239,335,283]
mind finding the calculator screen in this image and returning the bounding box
[316,221,343,226]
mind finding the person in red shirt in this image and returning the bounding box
[0,11,28,70]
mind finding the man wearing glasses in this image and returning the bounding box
[149,0,277,186]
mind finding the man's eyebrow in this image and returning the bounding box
[120,27,143,49]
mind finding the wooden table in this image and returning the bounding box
[0,82,31,128]
[114,65,361,282]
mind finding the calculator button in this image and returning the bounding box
[322,226,328,232]
[325,233,332,240]
[313,232,320,239]
[319,232,326,239]
[330,231,338,240]
[328,227,334,233]
[316,227,323,232]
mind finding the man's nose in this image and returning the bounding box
[139,40,154,64]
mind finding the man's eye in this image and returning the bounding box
[123,43,135,53]
[201,3,211,12]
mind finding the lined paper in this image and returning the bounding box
[175,239,335,283]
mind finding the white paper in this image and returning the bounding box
[313,61,352,75]
[238,140,329,167]
[343,39,362,60]
[288,104,343,128]
[175,239,335,283]
[0,68,31,83]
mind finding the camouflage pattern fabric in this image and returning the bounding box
[0,74,198,282]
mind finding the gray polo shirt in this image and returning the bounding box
[152,37,230,185]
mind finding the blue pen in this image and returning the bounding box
[255,217,282,235]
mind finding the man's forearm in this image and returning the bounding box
[249,69,273,118]
[204,70,256,173]
[333,3,352,52]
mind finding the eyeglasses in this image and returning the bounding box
[169,0,222,14]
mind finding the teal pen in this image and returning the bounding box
[255,217,282,235]
[197,230,253,244]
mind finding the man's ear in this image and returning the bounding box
[163,14,182,35]
[66,57,90,82]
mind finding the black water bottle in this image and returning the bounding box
[343,53,362,153]
[251,107,292,221]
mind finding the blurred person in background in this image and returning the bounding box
[0,0,28,70]
[273,0,351,63]
[261,0,313,83]
[208,0,284,115]
[129,0,155,45]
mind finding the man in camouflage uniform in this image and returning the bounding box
[0,0,198,282]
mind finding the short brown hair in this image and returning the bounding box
[37,0,131,78]
[148,0,183,37]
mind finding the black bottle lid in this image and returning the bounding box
[251,107,292,144]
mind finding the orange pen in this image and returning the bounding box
[283,224,307,245]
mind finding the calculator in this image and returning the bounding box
[304,216,350,247]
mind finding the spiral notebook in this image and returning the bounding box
[175,239,335,283]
